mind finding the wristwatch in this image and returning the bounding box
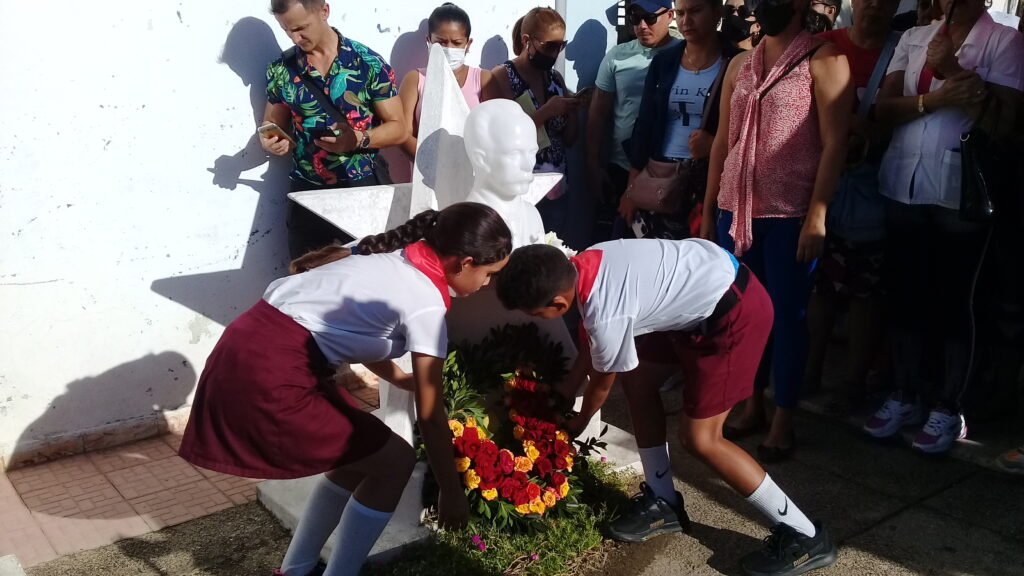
[358,130,371,149]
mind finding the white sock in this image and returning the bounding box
[322,497,394,576]
[281,476,351,576]
[639,444,678,506]
[745,474,816,537]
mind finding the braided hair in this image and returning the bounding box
[290,202,512,273]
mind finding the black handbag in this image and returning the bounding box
[958,97,1000,222]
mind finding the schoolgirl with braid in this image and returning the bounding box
[179,203,512,576]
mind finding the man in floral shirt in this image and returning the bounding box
[260,0,408,257]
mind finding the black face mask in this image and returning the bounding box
[754,1,795,36]
[724,14,755,43]
[528,45,558,71]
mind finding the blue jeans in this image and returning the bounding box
[717,210,815,409]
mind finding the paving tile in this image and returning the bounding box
[31,502,151,556]
[128,479,232,530]
[86,437,178,474]
[105,455,205,500]
[200,470,264,505]
[920,468,1024,543]
[6,455,100,495]
[162,432,184,452]
[0,474,57,566]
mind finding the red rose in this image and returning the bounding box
[478,441,499,464]
[464,439,481,460]
[554,456,567,469]
[554,440,570,457]
[513,488,532,506]
[526,482,542,500]
[534,456,553,478]
[550,472,567,487]
[513,471,530,486]
[499,478,518,499]
[499,450,515,475]
[463,427,480,444]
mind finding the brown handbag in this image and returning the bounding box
[626,158,691,214]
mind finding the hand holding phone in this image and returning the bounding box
[574,86,596,101]
[258,122,295,156]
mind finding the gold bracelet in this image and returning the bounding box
[917,94,926,114]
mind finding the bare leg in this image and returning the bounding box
[679,410,766,495]
[332,433,416,512]
[762,406,794,449]
[622,361,678,448]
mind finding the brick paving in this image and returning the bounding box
[0,382,381,567]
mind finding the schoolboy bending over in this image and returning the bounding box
[496,239,837,576]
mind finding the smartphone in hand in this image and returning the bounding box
[574,86,596,101]
[257,123,296,145]
[309,126,339,139]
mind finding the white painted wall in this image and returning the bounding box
[0,1,608,463]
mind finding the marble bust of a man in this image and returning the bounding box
[464,100,545,248]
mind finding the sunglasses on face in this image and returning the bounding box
[528,37,568,54]
[628,8,670,26]
[724,4,754,18]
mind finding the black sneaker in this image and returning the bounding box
[741,521,838,576]
[608,482,692,542]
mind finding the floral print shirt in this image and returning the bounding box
[266,30,397,186]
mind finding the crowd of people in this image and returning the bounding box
[180,0,1024,574]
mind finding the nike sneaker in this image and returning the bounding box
[863,394,925,438]
[609,482,691,542]
[912,408,967,453]
[741,521,838,576]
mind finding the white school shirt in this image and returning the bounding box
[576,238,737,374]
[263,251,448,364]
[879,13,1024,209]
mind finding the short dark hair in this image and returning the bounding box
[816,0,842,12]
[270,0,324,15]
[495,244,576,311]
[428,3,472,37]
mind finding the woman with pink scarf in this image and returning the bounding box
[700,0,852,462]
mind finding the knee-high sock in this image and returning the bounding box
[745,474,816,537]
[281,475,352,576]
[639,444,678,506]
[323,498,393,576]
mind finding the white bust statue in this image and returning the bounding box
[464,100,545,248]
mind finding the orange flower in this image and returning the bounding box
[559,482,570,498]
[565,454,574,471]
[529,497,546,515]
[524,442,540,462]
[448,420,464,437]
[542,490,557,507]
[463,469,481,490]
[513,425,525,440]
[455,457,471,473]
[555,430,570,442]
[465,416,478,428]
[514,456,533,473]
[481,488,498,501]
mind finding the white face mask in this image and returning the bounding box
[439,46,467,70]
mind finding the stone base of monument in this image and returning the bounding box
[257,424,640,563]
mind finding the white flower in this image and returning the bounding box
[542,232,577,257]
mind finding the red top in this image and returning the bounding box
[818,29,884,98]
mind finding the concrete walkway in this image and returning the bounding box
[595,385,1024,576]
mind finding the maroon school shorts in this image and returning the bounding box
[179,300,391,479]
[636,266,774,419]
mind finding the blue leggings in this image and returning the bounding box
[717,210,815,409]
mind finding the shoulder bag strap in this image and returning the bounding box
[283,47,348,125]
[700,55,730,130]
[857,31,902,117]
[758,44,823,102]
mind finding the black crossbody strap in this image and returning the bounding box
[283,47,347,125]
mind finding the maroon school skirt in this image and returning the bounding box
[179,299,391,479]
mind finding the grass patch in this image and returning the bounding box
[364,459,636,576]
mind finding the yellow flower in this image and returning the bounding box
[529,497,547,515]
[448,420,464,437]
[481,488,498,501]
[513,425,525,440]
[514,456,533,472]
[565,454,574,471]
[559,482,570,498]
[555,430,570,442]
[515,503,531,515]
[463,469,480,490]
[454,457,471,473]
[525,443,540,462]
[465,416,477,428]
[542,490,557,507]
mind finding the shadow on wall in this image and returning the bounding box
[151,17,290,326]
[11,352,196,468]
[480,35,510,69]
[381,18,431,184]
[565,19,608,90]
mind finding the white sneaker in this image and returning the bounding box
[863,395,925,438]
[912,408,967,453]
